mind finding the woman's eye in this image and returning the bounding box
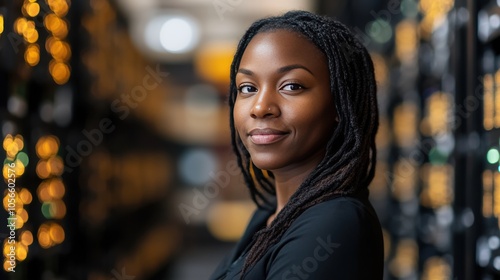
[238,85,257,94]
[281,84,304,91]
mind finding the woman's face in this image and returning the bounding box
[234,29,336,172]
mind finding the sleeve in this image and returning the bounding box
[265,199,368,280]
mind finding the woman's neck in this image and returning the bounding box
[266,157,323,226]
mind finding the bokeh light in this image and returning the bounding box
[36,135,60,159]
[14,17,28,35]
[24,1,40,17]
[25,44,40,66]
[49,60,71,85]
[37,223,65,249]
[15,243,28,261]
[0,14,4,35]
[20,230,33,246]
[48,0,70,17]
[487,148,500,164]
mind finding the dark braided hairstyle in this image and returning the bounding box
[228,10,379,278]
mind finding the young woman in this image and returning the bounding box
[210,10,383,280]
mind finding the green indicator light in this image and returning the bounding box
[487,148,500,164]
[429,148,447,165]
[16,152,29,166]
[41,202,53,219]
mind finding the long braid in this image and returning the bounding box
[227,11,379,278]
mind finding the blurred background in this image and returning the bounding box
[0,0,498,279]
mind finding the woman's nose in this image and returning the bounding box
[250,89,280,119]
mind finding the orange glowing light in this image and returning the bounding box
[19,188,32,204]
[49,60,71,85]
[48,179,65,199]
[49,223,65,244]
[25,44,40,66]
[36,135,59,159]
[20,230,33,246]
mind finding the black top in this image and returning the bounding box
[209,190,384,280]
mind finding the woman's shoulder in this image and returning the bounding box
[263,195,384,279]
[282,195,381,241]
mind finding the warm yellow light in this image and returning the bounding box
[3,244,10,257]
[494,71,500,128]
[49,40,71,61]
[484,74,494,130]
[48,0,70,17]
[48,178,65,199]
[49,60,71,85]
[389,239,418,278]
[420,92,451,136]
[420,164,454,208]
[14,135,24,151]
[2,134,13,151]
[0,15,4,35]
[207,201,255,241]
[44,14,59,31]
[18,208,28,224]
[195,42,235,86]
[4,134,24,159]
[19,188,32,204]
[37,181,51,201]
[14,17,28,35]
[50,200,66,219]
[420,0,454,15]
[3,259,12,272]
[2,164,11,180]
[15,214,25,229]
[2,191,23,212]
[36,160,50,179]
[2,195,10,211]
[23,25,38,43]
[25,2,40,17]
[44,14,68,38]
[5,141,19,159]
[393,103,418,148]
[36,135,60,159]
[25,44,40,66]
[49,223,65,244]
[422,256,451,280]
[371,53,388,87]
[37,224,53,249]
[15,243,28,261]
[20,231,33,246]
[13,159,25,177]
[396,20,418,63]
[47,156,64,176]
[419,0,454,38]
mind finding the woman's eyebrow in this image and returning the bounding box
[237,68,254,76]
[237,64,314,76]
[277,64,314,75]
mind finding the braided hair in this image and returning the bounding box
[228,10,379,277]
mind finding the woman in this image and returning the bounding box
[210,10,383,280]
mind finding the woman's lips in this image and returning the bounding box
[248,128,288,145]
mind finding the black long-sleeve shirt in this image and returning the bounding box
[209,190,384,279]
